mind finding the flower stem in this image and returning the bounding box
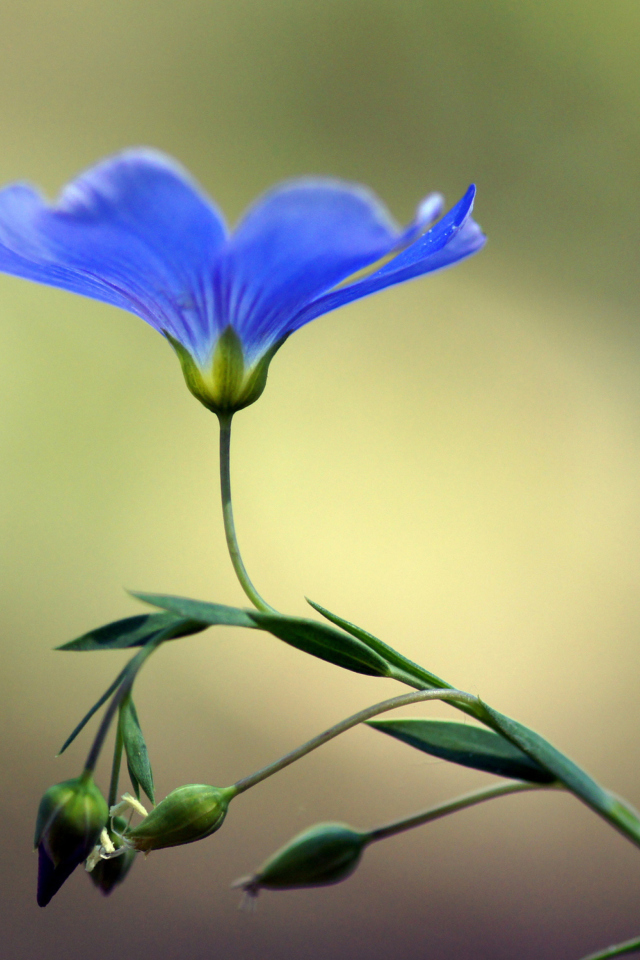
[577,937,640,960]
[366,781,553,843]
[217,412,276,613]
[232,688,478,795]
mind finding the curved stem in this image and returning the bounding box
[218,413,276,613]
[232,688,478,795]
[577,937,640,960]
[367,781,554,843]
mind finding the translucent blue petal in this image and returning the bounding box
[213,179,404,361]
[0,150,228,364]
[399,192,445,244]
[287,185,485,334]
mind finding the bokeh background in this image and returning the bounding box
[1,1,640,958]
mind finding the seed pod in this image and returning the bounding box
[237,822,368,896]
[34,774,108,907]
[125,784,235,852]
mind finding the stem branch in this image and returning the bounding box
[367,781,554,842]
[233,688,477,795]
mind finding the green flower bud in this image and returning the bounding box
[88,818,137,896]
[34,774,108,907]
[124,784,235,852]
[237,822,368,896]
[167,327,286,415]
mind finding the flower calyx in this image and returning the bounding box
[234,821,368,897]
[122,784,236,853]
[167,328,287,415]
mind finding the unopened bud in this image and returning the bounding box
[34,774,108,907]
[124,784,235,852]
[236,822,368,896]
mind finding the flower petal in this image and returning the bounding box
[287,185,485,333]
[214,179,405,361]
[0,150,228,363]
[399,192,445,244]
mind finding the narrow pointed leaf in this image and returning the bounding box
[120,696,155,805]
[307,599,451,690]
[132,593,256,629]
[57,612,207,652]
[367,718,555,783]
[306,598,483,721]
[134,593,390,677]
[480,704,640,848]
[249,612,391,677]
[57,666,129,755]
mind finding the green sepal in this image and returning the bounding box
[57,612,207,652]
[367,718,555,784]
[307,598,451,690]
[480,703,640,848]
[249,612,391,677]
[119,696,155,805]
[165,328,287,415]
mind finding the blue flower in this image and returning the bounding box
[0,149,485,413]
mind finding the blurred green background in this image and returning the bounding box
[2,1,640,958]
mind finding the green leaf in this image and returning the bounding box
[249,612,391,677]
[306,599,452,690]
[367,718,556,783]
[120,696,155,805]
[131,593,256,629]
[58,612,207,652]
[480,704,640,848]
[134,593,390,677]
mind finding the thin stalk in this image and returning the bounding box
[578,937,640,960]
[218,413,276,613]
[83,641,159,775]
[108,720,124,809]
[367,781,552,843]
[233,688,477,795]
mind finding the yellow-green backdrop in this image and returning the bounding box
[1,2,640,958]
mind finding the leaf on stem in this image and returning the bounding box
[57,669,128,755]
[133,593,390,677]
[249,612,391,677]
[307,598,450,689]
[367,718,555,783]
[120,696,155,805]
[480,704,640,848]
[57,612,207,652]
[131,593,256,629]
